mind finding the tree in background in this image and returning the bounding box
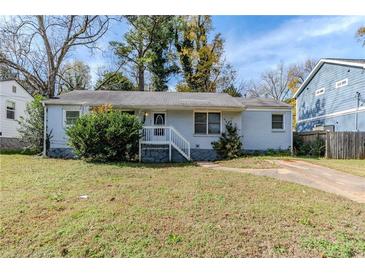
[111,16,176,91]
[148,18,179,91]
[356,26,365,46]
[0,65,17,80]
[287,59,317,94]
[95,71,135,91]
[223,84,242,97]
[58,60,92,93]
[0,16,110,97]
[18,95,49,153]
[287,58,317,128]
[174,16,225,92]
[260,62,290,100]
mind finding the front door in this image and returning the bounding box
[153,112,166,140]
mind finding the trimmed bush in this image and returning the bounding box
[212,120,243,159]
[66,111,142,161]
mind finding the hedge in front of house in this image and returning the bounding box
[66,111,142,161]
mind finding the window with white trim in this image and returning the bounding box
[64,110,80,126]
[12,86,17,93]
[315,88,325,96]
[194,112,221,135]
[335,78,348,89]
[272,114,284,130]
[6,101,15,119]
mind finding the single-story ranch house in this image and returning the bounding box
[43,90,292,162]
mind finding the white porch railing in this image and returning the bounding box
[140,126,191,161]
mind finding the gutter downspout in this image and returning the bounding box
[42,102,47,157]
[355,92,360,132]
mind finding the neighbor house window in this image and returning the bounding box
[272,114,284,130]
[315,88,325,96]
[6,101,15,120]
[12,86,17,93]
[335,78,348,89]
[194,112,221,135]
[64,110,80,126]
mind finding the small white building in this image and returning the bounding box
[0,80,33,148]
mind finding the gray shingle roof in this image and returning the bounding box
[238,97,291,108]
[43,90,244,110]
[44,90,292,110]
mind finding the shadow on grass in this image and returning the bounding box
[0,149,37,155]
[85,159,198,169]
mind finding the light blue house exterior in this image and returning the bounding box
[294,58,365,132]
[43,91,292,162]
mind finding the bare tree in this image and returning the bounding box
[259,62,290,100]
[243,80,262,98]
[0,16,110,97]
[287,58,317,93]
[58,60,92,93]
[356,26,365,46]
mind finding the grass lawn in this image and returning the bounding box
[302,158,365,178]
[217,156,365,178]
[216,156,279,169]
[1,155,365,258]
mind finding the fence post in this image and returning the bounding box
[325,132,330,158]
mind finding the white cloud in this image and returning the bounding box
[225,16,365,81]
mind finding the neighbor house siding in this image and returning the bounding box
[296,63,365,132]
[0,81,33,138]
[242,110,292,151]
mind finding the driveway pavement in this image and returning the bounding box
[198,160,365,203]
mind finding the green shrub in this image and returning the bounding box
[212,120,243,159]
[66,111,142,161]
[293,137,325,157]
[18,94,51,154]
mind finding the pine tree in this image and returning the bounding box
[212,120,243,159]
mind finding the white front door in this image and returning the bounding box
[153,112,166,141]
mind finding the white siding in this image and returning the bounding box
[241,109,292,151]
[0,81,33,138]
[47,105,86,148]
[47,105,292,152]
[147,109,242,149]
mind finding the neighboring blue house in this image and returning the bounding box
[294,58,365,132]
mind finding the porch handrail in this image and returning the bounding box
[141,126,190,160]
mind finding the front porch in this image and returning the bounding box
[139,126,191,163]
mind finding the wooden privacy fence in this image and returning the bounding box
[325,132,365,159]
[294,131,365,159]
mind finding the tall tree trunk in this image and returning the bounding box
[138,65,144,91]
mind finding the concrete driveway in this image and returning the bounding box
[199,160,365,203]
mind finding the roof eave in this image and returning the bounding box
[293,58,365,99]
[43,101,244,111]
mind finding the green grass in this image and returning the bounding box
[216,156,278,169]
[217,156,365,178]
[302,158,365,178]
[1,155,365,258]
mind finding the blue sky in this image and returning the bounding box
[74,16,365,88]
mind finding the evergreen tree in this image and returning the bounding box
[174,16,224,92]
[111,16,176,91]
[95,71,134,91]
[212,120,243,159]
[18,95,50,153]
